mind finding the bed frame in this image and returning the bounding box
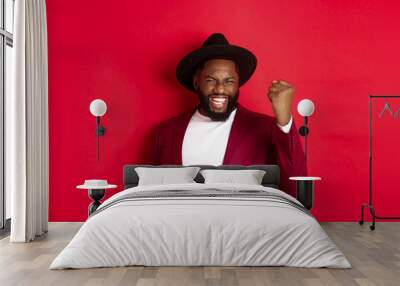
[123,164,280,189]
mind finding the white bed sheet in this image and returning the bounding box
[50,183,351,269]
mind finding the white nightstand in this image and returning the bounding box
[289,176,321,210]
[77,180,117,216]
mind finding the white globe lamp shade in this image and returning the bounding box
[297,99,315,117]
[90,99,107,117]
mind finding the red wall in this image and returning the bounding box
[46,0,400,222]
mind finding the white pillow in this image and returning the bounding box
[200,169,266,185]
[135,167,201,186]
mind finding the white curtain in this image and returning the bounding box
[7,0,49,242]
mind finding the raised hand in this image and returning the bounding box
[267,80,294,126]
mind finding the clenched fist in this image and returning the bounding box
[267,80,294,126]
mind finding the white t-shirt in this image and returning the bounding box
[181,108,292,166]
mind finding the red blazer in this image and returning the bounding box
[152,103,307,197]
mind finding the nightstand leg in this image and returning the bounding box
[296,181,314,210]
[88,189,105,216]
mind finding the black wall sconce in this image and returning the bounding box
[89,99,107,160]
[297,99,315,168]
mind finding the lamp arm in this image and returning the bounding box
[95,116,106,160]
[304,116,309,172]
[95,117,106,136]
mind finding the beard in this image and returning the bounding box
[196,89,239,121]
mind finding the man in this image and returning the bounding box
[153,33,306,197]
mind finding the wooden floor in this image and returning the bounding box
[0,222,399,286]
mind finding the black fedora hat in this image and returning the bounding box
[176,33,257,92]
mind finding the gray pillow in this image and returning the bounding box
[135,167,201,186]
[200,169,266,185]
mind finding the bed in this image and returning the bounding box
[50,164,351,269]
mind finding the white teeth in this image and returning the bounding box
[210,97,228,103]
[209,96,228,109]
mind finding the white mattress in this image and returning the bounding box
[50,183,351,269]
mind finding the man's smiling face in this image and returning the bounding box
[193,58,240,121]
